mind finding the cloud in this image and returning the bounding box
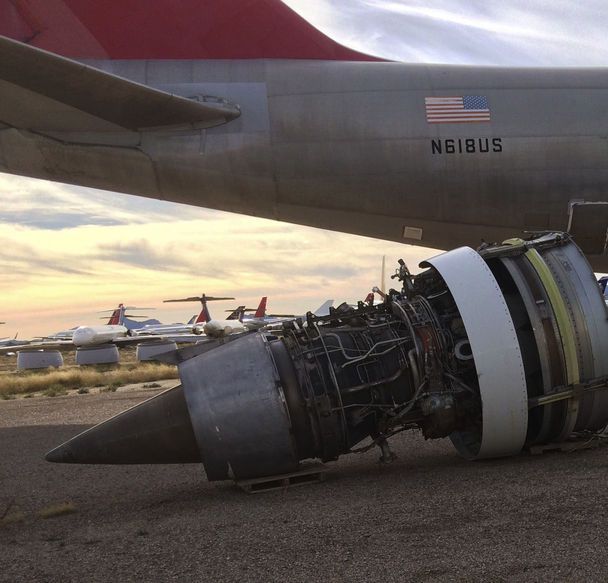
[3,1,607,335]
[0,236,91,279]
[284,0,608,65]
[0,202,436,336]
[94,239,227,277]
[0,173,214,230]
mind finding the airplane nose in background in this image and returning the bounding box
[45,384,201,464]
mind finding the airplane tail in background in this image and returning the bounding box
[106,304,125,326]
[364,292,375,306]
[164,294,235,324]
[186,315,197,326]
[226,306,246,321]
[254,297,268,319]
[313,300,334,317]
[195,301,212,325]
[100,304,155,327]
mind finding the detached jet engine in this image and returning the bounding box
[46,232,608,482]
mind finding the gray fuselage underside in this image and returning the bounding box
[2,59,607,267]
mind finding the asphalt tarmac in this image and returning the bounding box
[1,388,607,582]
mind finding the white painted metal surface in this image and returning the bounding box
[72,325,127,347]
[424,247,529,459]
[202,320,246,338]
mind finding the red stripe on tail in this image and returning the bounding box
[107,303,124,325]
[1,0,383,61]
[254,297,267,319]
[195,301,212,324]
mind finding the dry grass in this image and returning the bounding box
[38,502,77,519]
[0,509,25,526]
[0,500,24,526]
[0,362,178,397]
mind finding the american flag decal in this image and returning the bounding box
[425,95,491,124]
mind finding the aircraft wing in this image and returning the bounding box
[0,336,203,356]
[116,334,202,345]
[0,340,74,355]
[154,334,209,344]
[0,36,240,137]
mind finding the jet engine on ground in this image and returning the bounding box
[46,232,608,482]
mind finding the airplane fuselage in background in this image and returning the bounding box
[202,319,246,338]
[72,325,128,347]
[2,58,608,267]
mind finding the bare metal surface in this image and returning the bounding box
[1,50,608,268]
[180,334,298,480]
[0,36,240,132]
[43,384,200,465]
[2,391,608,582]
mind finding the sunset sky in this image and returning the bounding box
[1,0,606,338]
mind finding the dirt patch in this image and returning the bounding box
[1,390,607,582]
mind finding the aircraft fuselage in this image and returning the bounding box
[2,60,608,267]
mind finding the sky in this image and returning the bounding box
[1,0,608,337]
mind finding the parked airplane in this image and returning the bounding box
[163,295,243,338]
[0,304,170,354]
[255,299,335,330]
[1,1,607,269]
[135,314,198,336]
[237,297,298,331]
[0,333,28,349]
[41,303,151,342]
[137,303,246,337]
[104,304,161,331]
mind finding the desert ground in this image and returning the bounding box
[1,386,608,583]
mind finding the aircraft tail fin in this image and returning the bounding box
[227,306,246,321]
[313,300,334,317]
[163,294,235,324]
[106,304,124,326]
[0,0,383,61]
[254,297,268,319]
[195,301,212,325]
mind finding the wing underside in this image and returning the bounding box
[0,35,240,137]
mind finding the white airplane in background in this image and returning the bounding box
[240,297,335,330]
[69,303,162,345]
[137,295,238,336]
[0,333,29,349]
[0,304,166,354]
[43,304,132,342]
[164,294,246,338]
[135,314,198,336]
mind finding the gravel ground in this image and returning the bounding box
[1,389,608,583]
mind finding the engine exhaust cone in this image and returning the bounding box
[45,384,201,464]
